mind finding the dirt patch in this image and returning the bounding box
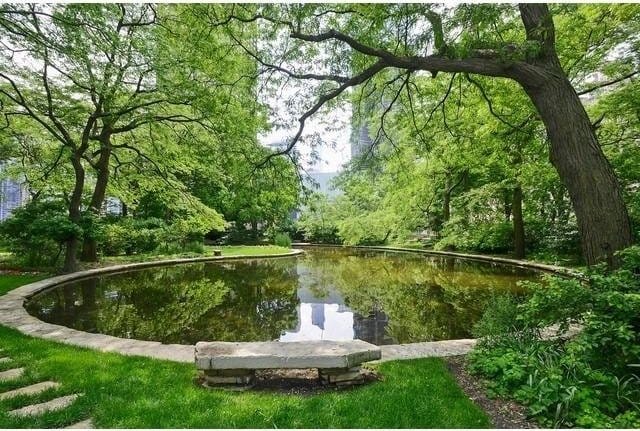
[196,368,379,395]
[445,356,538,429]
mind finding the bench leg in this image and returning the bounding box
[319,367,365,387]
[203,369,255,388]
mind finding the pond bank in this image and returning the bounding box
[0,245,577,364]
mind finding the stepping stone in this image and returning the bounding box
[66,418,94,429]
[0,357,11,363]
[0,367,24,381]
[9,393,82,417]
[0,381,61,400]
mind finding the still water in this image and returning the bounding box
[25,247,541,345]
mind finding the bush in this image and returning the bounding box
[468,247,640,428]
[436,219,513,254]
[99,217,164,256]
[525,217,581,256]
[273,232,291,248]
[300,223,342,244]
[0,200,82,267]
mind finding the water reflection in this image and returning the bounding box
[25,247,540,345]
[281,303,354,341]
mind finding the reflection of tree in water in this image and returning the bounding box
[300,248,537,343]
[26,259,301,344]
[195,259,300,342]
[25,250,539,345]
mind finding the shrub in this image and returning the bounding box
[99,217,164,256]
[524,217,581,256]
[273,232,292,248]
[0,200,82,267]
[300,223,342,244]
[436,219,513,254]
[468,247,640,428]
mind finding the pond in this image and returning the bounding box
[25,247,542,346]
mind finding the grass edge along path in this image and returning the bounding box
[0,266,492,428]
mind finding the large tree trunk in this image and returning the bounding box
[63,154,86,273]
[81,144,112,262]
[512,184,525,259]
[515,4,633,266]
[503,189,512,221]
[521,75,633,266]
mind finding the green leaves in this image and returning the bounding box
[469,246,640,427]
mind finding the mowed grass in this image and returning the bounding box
[0,273,492,429]
[0,274,48,296]
[98,245,293,266]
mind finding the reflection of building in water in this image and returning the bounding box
[353,310,393,345]
[310,303,325,329]
[280,302,354,342]
[290,261,394,344]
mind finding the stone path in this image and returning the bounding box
[9,394,82,417]
[66,419,94,429]
[0,354,93,428]
[0,367,24,381]
[0,381,60,400]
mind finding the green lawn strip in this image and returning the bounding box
[98,245,292,266]
[0,274,49,296]
[0,325,490,428]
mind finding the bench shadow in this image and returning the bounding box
[195,368,380,396]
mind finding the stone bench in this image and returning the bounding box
[195,340,381,388]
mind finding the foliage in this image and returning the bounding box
[98,218,165,256]
[297,193,343,244]
[436,219,514,253]
[468,246,640,428]
[97,211,225,257]
[0,3,276,269]
[272,232,292,248]
[0,201,82,267]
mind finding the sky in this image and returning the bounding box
[255,24,353,175]
[258,112,352,174]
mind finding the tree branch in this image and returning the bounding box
[577,70,639,96]
[255,59,388,168]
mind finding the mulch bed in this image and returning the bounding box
[445,355,538,429]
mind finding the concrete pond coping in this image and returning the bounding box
[0,246,581,365]
[293,243,584,278]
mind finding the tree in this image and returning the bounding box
[0,4,258,270]
[215,3,639,265]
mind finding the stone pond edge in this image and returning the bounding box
[0,246,581,364]
[293,243,583,278]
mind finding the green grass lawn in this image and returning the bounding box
[0,274,49,296]
[97,245,293,266]
[0,267,492,429]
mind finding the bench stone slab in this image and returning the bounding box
[195,340,381,370]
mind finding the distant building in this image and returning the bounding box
[102,197,123,216]
[351,123,374,159]
[0,177,28,221]
[350,97,391,160]
[305,171,340,198]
